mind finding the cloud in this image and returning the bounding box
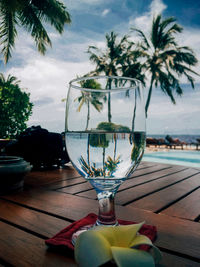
[69,0,104,5]
[150,0,167,16]
[147,84,200,134]
[5,52,93,132]
[102,9,110,17]
[128,0,200,84]
[33,96,54,106]
[130,0,167,31]
[2,0,200,135]
[6,56,92,101]
[66,0,106,11]
[1,16,110,132]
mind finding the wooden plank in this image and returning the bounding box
[129,163,173,178]
[58,182,93,194]
[161,187,200,220]
[24,166,80,187]
[76,188,96,199]
[45,177,85,190]
[0,221,76,267]
[159,252,200,267]
[0,213,199,267]
[56,163,163,194]
[0,199,70,238]
[47,162,158,191]
[135,161,156,169]
[115,168,200,205]
[130,172,200,213]
[116,207,200,261]
[31,162,155,191]
[69,166,175,198]
[76,165,183,200]
[74,165,178,199]
[30,161,154,187]
[1,190,98,222]
[119,165,184,191]
[2,190,200,260]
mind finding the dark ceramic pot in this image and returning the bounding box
[0,156,32,195]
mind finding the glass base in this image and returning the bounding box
[95,219,119,227]
[71,221,119,246]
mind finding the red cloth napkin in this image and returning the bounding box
[45,213,157,251]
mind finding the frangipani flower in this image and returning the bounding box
[75,222,162,267]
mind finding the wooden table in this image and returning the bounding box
[0,161,200,266]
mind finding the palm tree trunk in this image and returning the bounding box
[113,133,117,161]
[87,133,90,166]
[145,76,154,117]
[103,147,106,176]
[108,93,111,122]
[107,78,112,122]
[132,89,137,132]
[86,101,90,130]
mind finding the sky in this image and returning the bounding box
[1,0,200,135]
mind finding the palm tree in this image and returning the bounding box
[75,79,103,130]
[87,31,133,122]
[131,14,199,116]
[0,73,20,86]
[120,48,146,85]
[105,155,121,177]
[0,0,71,63]
[88,31,131,76]
[75,78,104,168]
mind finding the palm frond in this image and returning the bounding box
[91,99,103,112]
[166,23,183,35]
[174,49,198,66]
[184,73,195,89]
[0,0,71,62]
[133,13,199,116]
[158,70,176,104]
[151,14,162,49]
[77,97,85,112]
[173,63,198,88]
[87,45,102,53]
[159,17,177,31]
[31,0,71,33]
[18,3,51,54]
[0,7,17,63]
[79,156,93,176]
[131,28,150,49]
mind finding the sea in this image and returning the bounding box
[148,134,200,144]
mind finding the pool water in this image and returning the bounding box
[142,150,200,168]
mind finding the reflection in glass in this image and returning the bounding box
[65,76,146,227]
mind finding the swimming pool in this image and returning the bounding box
[142,150,200,168]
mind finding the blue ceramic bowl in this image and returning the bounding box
[0,156,32,194]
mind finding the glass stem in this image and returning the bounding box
[96,190,118,226]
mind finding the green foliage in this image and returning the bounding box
[87,16,199,117]
[131,14,199,116]
[89,122,130,149]
[97,122,130,132]
[80,79,101,90]
[105,155,121,176]
[79,156,105,177]
[89,133,109,148]
[87,31,145,84]
[0,74,33,138]
[79,154,121,178]
[87,31,145,123]
[75,78,104,130]
[0,0,71,63]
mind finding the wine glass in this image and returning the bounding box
[65,76,145,228]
